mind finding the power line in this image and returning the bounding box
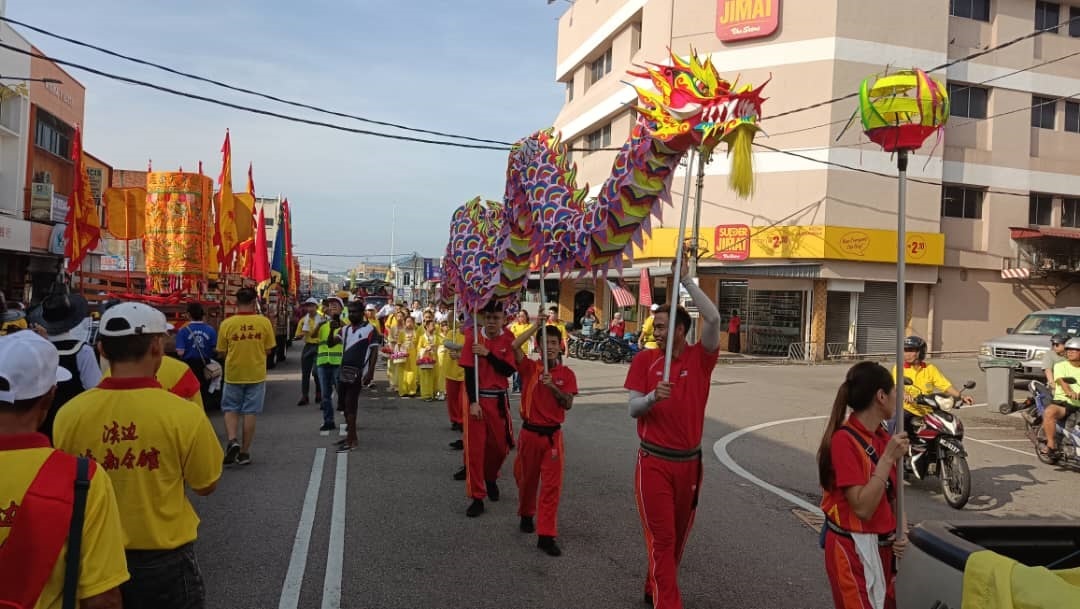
[0,42,513,151]
[1,16,515,147]
[763,14,1080,122]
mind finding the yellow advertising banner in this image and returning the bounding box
[633,225,944,266]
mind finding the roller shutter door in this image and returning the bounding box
[856,282,897,355]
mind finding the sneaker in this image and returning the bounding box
[236,452,252,466]
[537,535,561,557]
[223,440,240,465]
[453,466,466,481]
[486,480,500,502]
[319,423,335,432]
[519,516,535,533]
[297,397,309,406]
[449,439,464,450]
[466,499,484,518]
[336,443,355,453]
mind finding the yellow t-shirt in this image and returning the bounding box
[1052,360,1080,407]
[0,437,130,609]
[509,322,533,355]
[418,331,441,362]
[53,378,224,550]
[102,356,203,409]
[892,362,952,417]
[641,315,658,349]
[294,313,327,345]
[440,329,466,382]
[217,314,276,384]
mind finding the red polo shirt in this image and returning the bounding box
[458,328,516,390]
[820,416,896,534]
[624,342,719,450]
[519,358,578,426]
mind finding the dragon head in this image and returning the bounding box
[631,49,769,197]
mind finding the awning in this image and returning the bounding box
[1010,226,1080,240]
[607,280,636,307]
[697,263,821,279]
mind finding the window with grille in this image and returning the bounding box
[947,83,988,119]
[34,111,72,159]
[1030,193,1054,225]
[941,185,984,219]
[950,0,990,21]
[585,124,611,153]
[1032,96,1056,129]
[1036,1,1061,31]
[1066,101,1080,132]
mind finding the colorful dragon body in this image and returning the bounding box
[442,50,768,312]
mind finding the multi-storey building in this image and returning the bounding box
[550,0,1080,357]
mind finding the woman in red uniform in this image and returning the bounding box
[817,361,910,609]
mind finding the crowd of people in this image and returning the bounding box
[2,261,971,609]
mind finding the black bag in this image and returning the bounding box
[340,366,360,384]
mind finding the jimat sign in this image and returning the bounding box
[716,0,780,43]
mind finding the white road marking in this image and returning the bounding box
[966,436,1035,457]
[320,430,330,437]
[712,416,825,515]
[278,448,327,609]
[322,453,348,609]
[970,438,1028,442]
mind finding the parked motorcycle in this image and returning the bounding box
[902,378,976,509]
[1023,379,1080,467]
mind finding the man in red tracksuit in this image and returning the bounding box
[624,257,721,609]
[512,316,577,557]
[459,300,517,518]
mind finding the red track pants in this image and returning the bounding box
[824,529,896,609]
[463,394,513,499]
[634,449,703,609]
[514,428,564,537]
[446,379,464,425]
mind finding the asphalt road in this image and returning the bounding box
[190,348,1076,609]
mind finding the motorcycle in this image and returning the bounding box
[1023,378,1080,467]
[902,378,976,509]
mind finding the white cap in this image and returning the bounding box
[365,304,376,311]
[650,304,661,312]
[304,297,319,305]
[0,331,71,402]
[98,302,173,337]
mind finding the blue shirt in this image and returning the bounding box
[176,321,217,363]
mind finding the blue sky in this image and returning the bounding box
[13,0,567,272]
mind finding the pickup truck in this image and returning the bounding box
[979,307,1080,378]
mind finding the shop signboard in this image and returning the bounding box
[0,215,31,252]
[714,224,751,261]
[51,193,69,223]
[750,225,944,265]
[716,0,780,43]
[30,182,53,221]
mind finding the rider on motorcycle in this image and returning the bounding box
[1046,337,1080,455]
[891,336,974,436]
[1043,333,1069,384]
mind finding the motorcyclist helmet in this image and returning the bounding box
[1052,333,1071,346]
[903,335,927,361]
[1065,337,1080,351]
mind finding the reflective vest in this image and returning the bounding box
[316,321,343,366]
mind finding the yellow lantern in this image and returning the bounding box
[859,69,949,152]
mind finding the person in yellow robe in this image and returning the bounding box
[394,316,419,397]
[417,319,441,401]
[435,319,452,399]
[509,310,533,392]
[386,310,407,388]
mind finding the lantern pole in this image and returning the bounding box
[893,148,909,544]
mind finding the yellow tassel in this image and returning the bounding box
[727,126,755,198]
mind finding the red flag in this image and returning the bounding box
[638,267,653,308]
[64,126,101,272]
[252,206,271,283]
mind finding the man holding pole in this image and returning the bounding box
[624,255,721,609]
[459,300,517,518]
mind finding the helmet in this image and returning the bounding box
[1065,338,1080,351]
[1052,333,1070,346]
[903,335,927,361]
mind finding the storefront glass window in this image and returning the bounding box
[746,290,805,356]
[718,281,748,326]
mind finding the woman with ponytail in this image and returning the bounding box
[817,361,910,609]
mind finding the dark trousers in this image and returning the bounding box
[339,380,363,445]
[122,543,205,609]
[300,343,319,397]
[728,331,741,354]
[185,358,218,411]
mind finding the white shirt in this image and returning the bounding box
[340,323,375,351]
[410,310,423,323]
[434,310,449,323]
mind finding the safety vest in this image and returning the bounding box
[316,321,343,366]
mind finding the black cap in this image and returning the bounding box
[480,300,504,314]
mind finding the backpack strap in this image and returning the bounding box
[0,451,78,609]
[839,426,894,500]
[62,458,91,609]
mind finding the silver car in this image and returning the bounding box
[978,307,1080,377]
